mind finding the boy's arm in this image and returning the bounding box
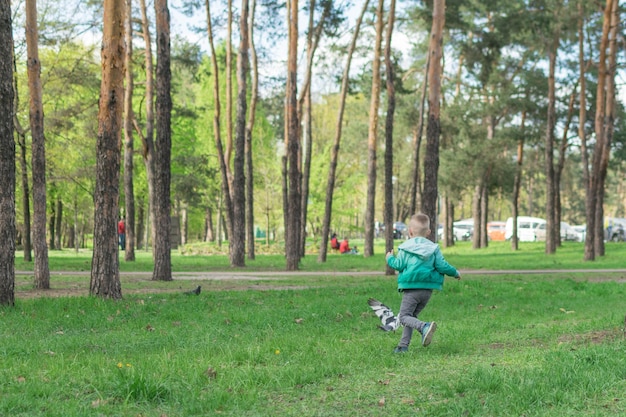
[433,248,460,278]
[386,250,405,271]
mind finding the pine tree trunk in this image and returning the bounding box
[90,0,125,299]
[231,0,249,267]
[544,37,559,255]
[383,0,397,275]
[152,0,172,281]
[25,0,50,289]
[123,0,136,261]
[285,0,301,270]
[245,0,258,260]
[422,0,445,241]
[364,0,384,257]
[0,0,15,306]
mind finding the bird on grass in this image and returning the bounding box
[367,298,400,332]
[184,285,201,295]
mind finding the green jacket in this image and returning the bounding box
[386,237,459,291]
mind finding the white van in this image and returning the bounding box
[505,216,546,242]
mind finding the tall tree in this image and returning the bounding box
[123,0,136,261]
[363,0,384,257]
[205,0,235,263]
[152,0,173,281]
[285,0,301,270]
[231,0,250,267]
[422,0,445,239]
[383,0,397,275]
[318,0,369,263]
[90,0,125,299]
[138,0,156,252]
[0,0,15,306]
[585,0,614,260]
[578,0,591,260]
[12,53,32,262]
[544,20,560,255]
[25,0,50,289]
[245,0,258,260]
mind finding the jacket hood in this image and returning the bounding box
[397,237,437,259]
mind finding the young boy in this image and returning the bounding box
[385,213,461,353]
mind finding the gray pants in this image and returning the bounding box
[397,289,433,348]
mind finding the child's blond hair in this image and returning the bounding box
[408,213,430,237]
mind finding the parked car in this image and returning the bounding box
[572,225,586,242]
[534,221,579,242]
[437,219,473,242]
[505,216,546,242]
[487,221,506,241]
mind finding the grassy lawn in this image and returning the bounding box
[2,242,626,416]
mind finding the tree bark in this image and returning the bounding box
[231,0,250,267]
[578,1,592,260]
[422,0,445,241]
[544,31,559,255]
[586,0,613,259]
[0,0,15,306]
[152,0,173,281]
[410,55,429,216]
[25,0,50,289]
[205,0,234,253]
[364,0,385,257]
[245,0,258,260]
[511,109,526,251]
[285,0,301,270]
[318,0,369,263]
[90,0,125,299]
[123,0,136,261]
[383,0,397,275]
[138,0,156,252]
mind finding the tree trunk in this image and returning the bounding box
[225,0,234,190]
[231,0,249,267]
[12,48,31,262]
[54,198,62,249]
[511,104,526,251]
[318,0,369,263]
[298,0,330,258]
[245,0,258,260]
[410,56,429,216]
[152,0,172,281]
[123,0,136,261]
[383,0,397,275]
[595,0,619,257]
[138,0,157,255]
[556,87,577,247]
[285,0,301,270]
[544,33,559,255]
[0,0,15,306]
[205,0,234,251]
[578,1,592,260]
[90,0,125,299]
[422,0,445,241]
[25,0,50,289]
[363,0,384,257]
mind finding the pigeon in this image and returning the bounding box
[184,285,201,295]
[367,297,400,331]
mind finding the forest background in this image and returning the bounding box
[4,0,626,280]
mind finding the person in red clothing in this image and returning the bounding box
[330,233,340,250]
[339,237,357,254]
[118,218,126,250]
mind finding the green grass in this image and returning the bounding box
[3,242,626,416]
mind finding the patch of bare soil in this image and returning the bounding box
[557,329,625,344]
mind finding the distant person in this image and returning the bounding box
[339,237,357,254]
[385,213,461,353]
[330,233,340,250]
[118,217,126,250]
[375,218,381,238]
